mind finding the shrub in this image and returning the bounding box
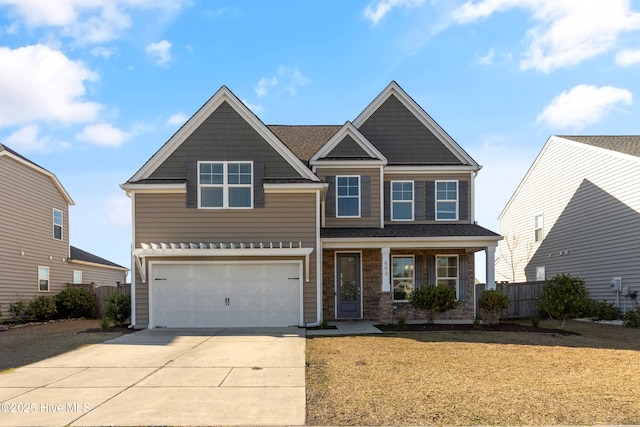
[585,299,619,321]
[103,293,131,327]
[9,300,27,322]
[536,273,590,330]
[479,289,510,325]
[410,285,458,323]
[28,296,57,321]
[55,288,97,319]
[622,308,640,328]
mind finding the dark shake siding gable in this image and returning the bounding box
[357,95,464,165]
[325,135,376,159]
[149,101,301,180]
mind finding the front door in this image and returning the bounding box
[336,253,361,319]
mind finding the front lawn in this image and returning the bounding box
[306,320,640,426]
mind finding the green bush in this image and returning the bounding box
[28,296,57,321]
[622,308,640,328]
[410,285,458,323]
[479,289,510,325]
[55,288,97,319]
[536,273,590,330]
[103,293,131,327]
[9,300,27,322]
[585,299,619,321]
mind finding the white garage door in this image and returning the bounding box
[150,262,302,328]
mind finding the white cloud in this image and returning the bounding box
[90,46,117,58]
[279,66,309,95]
[537,84,633,130]
[616,48,640,66]
[104,194,131,226]
[452,0,640,72]
[478,48,495,65]
[255,77,277,98]
[2,124,51,153]
[241,99,264,115]
[166,112,188,126]
[0,44,101,127]
[145,39,172,65]
[76,122,132,147]
[364,0,426,25]
[0,0,187,44]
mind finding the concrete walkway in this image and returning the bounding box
[0,327,305,426]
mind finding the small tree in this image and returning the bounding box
[479,289,510,325]
[103,293,131,327]
[536,273,590,330]
[410,285,458,323]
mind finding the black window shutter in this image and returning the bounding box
[426,181,435,220]
[186,161,198,208]
[415,181,425,220]
[325,176,336,216]
[361,175,370,217]
[458,180,468,221]
[459,254,468,301]
[427,254,436,286]
[384,181,391,221]
[415,255,424,289]
[254,161,265,208]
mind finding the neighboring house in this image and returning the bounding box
[496,135,640,311]
[121,81,501,329]
[0,144,128,317]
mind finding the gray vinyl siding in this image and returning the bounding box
[325,135,374,158]
[70,263,127,287]
[133,191,318,326]
[316,167,381,228]
[384,173,471,224]
[357,95,464,165]
[497,137,640,310]
[149,101,301,180]
[0,156,71,317]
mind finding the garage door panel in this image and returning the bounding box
[152,262,301,328]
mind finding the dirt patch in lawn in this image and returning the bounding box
[0,319,131,371]
[376,320,578,334]
[306,320,640,426]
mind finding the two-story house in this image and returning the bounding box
[121,82,501,328]
[0,144,128,318]
[496,135,640,312]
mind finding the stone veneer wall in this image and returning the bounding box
[322,248,476,323]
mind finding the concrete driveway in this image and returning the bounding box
[0,327,305,426]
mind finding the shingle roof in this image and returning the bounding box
[321,224,500,239]
[70,246,127,270]
[559,136,640,158]
[268,125,341,162]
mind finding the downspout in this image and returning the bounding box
[127,190,137,328]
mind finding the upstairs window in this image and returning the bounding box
[53,209,63,240]
[391,181,414,221]
[199,161,253,208]
[336,176,360,217]
[534,213,543,242]
[436,181,457,220]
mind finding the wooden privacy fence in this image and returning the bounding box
[476,281,544,319]
[67,283,131,317]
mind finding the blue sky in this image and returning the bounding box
[2,0,640,280]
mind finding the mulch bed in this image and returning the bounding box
[375,321,578,334]
[82,325,137,334]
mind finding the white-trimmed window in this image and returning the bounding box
[53,209,63,240]
[534,213,543,242]
[436,181,457,220]
[336,176,360,217]
[536,266,546,281]
[198,161,253,208]
[38,266,49,292]
[436,255,458,298]
[392,256,414,301]
[73,270,83,284]
[391,181,414,221]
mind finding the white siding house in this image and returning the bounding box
[496,135,640,312]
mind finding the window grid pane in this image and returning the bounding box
[393,256,414,301]
[436,256,458,298]
[199,162,252,209]
[337,176,360,217]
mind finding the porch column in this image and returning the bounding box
[485,246,496,290]
[381,247,391,292]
